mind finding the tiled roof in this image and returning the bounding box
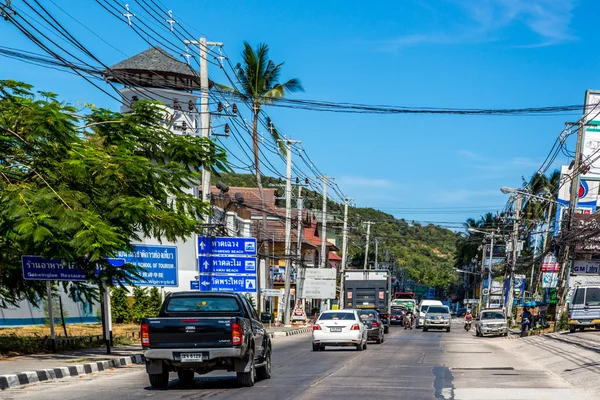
[329,251,342,261]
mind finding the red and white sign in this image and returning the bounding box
[541,255,560,272]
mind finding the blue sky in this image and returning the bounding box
[1,0,595,227]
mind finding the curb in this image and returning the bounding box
[269,327,312,338]
[0,354,145,390]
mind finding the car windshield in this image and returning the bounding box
[319,312,355,321]
[391,309,403,315]
[427,306,449,314]
[356,310,378,320]
[481,312,505,320]
[165,296,240,312]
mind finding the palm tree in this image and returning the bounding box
[221,42,304,239]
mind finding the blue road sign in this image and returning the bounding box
[22,256,89,282]
[114,245,178,287]
[199,274,257,293]
[198,256,257,274]
[198,236,257,256]
[190,280,199,290]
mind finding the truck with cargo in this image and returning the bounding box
[343,270,392,333]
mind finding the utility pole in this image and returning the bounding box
[184,37,223,203]
[506,194,522,323]
[487,233,494,309]
[296,185,304,313]
[555,122,585,330]
[319,176,330,269]
[281,139,300,326]
[375,239,379,269]
[534,199,555,295]
[363,221,372,270]
[477,243,486,315]
[339,197,352,309]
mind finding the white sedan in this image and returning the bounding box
[312,309,368,351]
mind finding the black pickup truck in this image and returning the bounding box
[141,291,272,388]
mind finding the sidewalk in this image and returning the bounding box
[500,330,600,395]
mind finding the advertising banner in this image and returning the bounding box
[572,260,600,275]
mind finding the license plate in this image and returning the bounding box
[181,353,203,362]
[330,327,342,332]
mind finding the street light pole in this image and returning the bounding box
[478,244,486,315]
[487,233,494,309]
[505,194,522,323]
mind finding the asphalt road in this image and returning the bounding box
[1,320,595,400]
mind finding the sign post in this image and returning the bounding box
[46,282,56,353]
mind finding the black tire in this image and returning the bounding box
[256,349,272,380]
[476,330,482,337]
[375,335,382,344]
[446,327,451,332]
[503,332,508,337]
[363,340,367,350]
[312,343,320,351]
[384,326,389,334]
[423,327,428,332]
[177,369,194,386]
[356,342,363,351]
[236,350,256,387]
[148,369,169,389]
[569,326,576,333]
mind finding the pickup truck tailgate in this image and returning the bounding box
[147,317,235,348]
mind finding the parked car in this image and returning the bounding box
[356,309,385,344]
[312,309,368,351]
[141,292,272,389]
[390,307,404,325]
[422,305,451,332]
[476,309,508,337]
[416,300,443,328]
[568,285,600,333]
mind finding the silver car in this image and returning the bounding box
[422,305,451,332]
[476,309,509,337]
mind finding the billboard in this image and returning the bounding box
[557,165,598,211]
[582,91,600,178]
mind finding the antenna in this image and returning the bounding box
[122,4,135,26]
[165,10,177,32]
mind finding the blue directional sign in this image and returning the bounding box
[114,245,178,287]
[22,256,89,282]
[198,236,257,256]
[190,280,199,290]
[198,274,257,293]
[198,256,257,274]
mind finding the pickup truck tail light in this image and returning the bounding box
[371,321,380,328]
[351,324,360,330]
[232,323,243,345]
[141,323,150,347]
[313,324,322,330]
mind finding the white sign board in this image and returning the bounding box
[344,270,388,281]
[261,288,283,297]
[304,268,336,279]
[301,279,336,299]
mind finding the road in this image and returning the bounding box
[1,320,594,400]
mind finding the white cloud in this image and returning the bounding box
[377,0,577,50]
[432,189,505,203]
[337,176,398,188]
[456,149,484,160]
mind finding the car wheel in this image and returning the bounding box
[356,342,363,351]
[148,368,169,389]
[384,326,389,334]
[363,340,367,350]
[177,369,194,386]
[312,343,320,351]
[446,327,451,332]
[569,326,576,333]
[256,348,272,380]
[423,327,428,332]
[236,350,256,387]
[503,332,508,337]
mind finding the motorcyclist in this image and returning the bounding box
[522,307,532,328]
[464,310,473,330]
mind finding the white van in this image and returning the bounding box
[415,299,443,328]
[568,285,600,333]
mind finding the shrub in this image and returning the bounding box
[111,286,132,323]
[559,311,568,331]
[131,287,149,324]
[147,287,162,318]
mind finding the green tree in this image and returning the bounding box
[111,286,132,323]
[131,287,149,323]
[147,287,162,318]
[0,80,228,306]
[220,43,303,237]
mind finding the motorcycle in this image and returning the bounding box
[404,313,413,330]
[464,320,472,331]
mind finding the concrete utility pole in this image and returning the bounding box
[296,185,305,311]
[363,221,372,270]
[534,199,554,295]
[339,197,352,309]
[477,243,487,314]
[375,239,379,269]
[281,139,300,326]
[184,37,223,203]
[486,233,494,309]
[555,122,585,330]
[319,176,330,268]
[506,194,522,323]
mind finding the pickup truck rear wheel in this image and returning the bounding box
[236,350,256,387]
[148,369,169,389]
[256,348,272,380]
[312,343,320,351]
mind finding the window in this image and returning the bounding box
[356,310,379,320]
[427,306,449,314]
[319,312,355,321]
[166,296,240,313]
[481,312,505,320]
[585,287,600,306]
[572,288,585,305]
